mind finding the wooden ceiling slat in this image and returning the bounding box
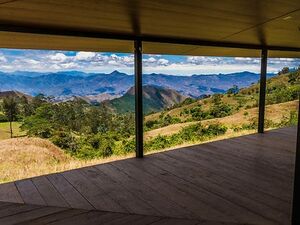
[0,0,299,57]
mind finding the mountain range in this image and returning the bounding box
[0,70,268,100]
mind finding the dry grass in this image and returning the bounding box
[145,94,255,122]
[0,137,134,183]
[144,100,298,140]
[0,122,25,140]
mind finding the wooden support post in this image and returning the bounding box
[292,97,300,224]
[134,39,143,158]
[258,48,268,133]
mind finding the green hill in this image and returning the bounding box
[145,69,299,131]
[107,85,188,114]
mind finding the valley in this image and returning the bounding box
[0,67,298,183]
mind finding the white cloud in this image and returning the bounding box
[61,62,79,69]
[0,49,299,75]
[75,52,96,61]
[143,63,261,75]
[0,55,7,63]
[157,58,169,66]
[144,57,156,63]
[48,53,68,62]
[234,57,252,61]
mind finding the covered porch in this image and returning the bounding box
[0,0,299,224]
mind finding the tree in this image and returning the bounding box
[20,96,33,117]
[278,67,289,75]
[212,94,222,105]
[227,85,239,95]
[2,97,19,138]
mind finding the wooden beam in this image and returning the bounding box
[134,39,143,158]
[1,22,300,52]
[258,49,268,133]
[292,97,300,225]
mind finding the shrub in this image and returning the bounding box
[0,114,8,122]
[209,103,232,118]
[145,120,159,129]
[145,123,228,152]
[122,139,136,153]
[51,131,77,152]
[276,110,298,127]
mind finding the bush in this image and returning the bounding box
[145,135,172,151]
[145,120,159,129]
[276,110,298,127]
[209,103,232,118]
[51,131,77,152]
[61,134,115,159]
[144,123,228,152]
[0,114,8,122]
[288,70,300,84]
[122,139,136,153]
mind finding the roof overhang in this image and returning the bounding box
[0,0,299,57]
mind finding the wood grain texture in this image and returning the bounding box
[0,0,299,56]
[0,127,296,225]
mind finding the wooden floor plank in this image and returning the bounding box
[79,166,154,215]
[31,176,69,207]
[124,216,162,225]
[112,159,231,222]
[0,203,41,219]
[101,214,144,225]
[163,146,291,212]
[15,179,46,205]
[62,169,127,213]
[151,152,288,225]
[0,183,23,203]
[95,163,192,218]
[0,206,65,225]
[150,218,199,225]
[196,142,294,199]
[127,157,276,225]
[47,173,94,210]
[16,208,87,225]
[172,143,292,201]
[49,211,126,225]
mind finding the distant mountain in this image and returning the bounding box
[0,70,272,98]
[58,93,119,104]
[0,90,33,101]
[107,85,188,114]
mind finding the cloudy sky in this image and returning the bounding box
[0,49,299,75]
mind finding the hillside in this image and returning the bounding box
[0,137,135,183]
[108,85,188,114]
[145,71,299,123]
[0,90,32,101]
[144,70,299,145]
[0,70,264,98]
[0,137,69,182]
[145,100,298,140]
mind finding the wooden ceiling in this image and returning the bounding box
[0,0,299,57]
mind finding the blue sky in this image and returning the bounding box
[0,49,299,75]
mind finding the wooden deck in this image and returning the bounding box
[0,127,297,225]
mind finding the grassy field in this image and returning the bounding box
[144,100,298,140]
[0,122,26,140]
[0,137,135,183]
